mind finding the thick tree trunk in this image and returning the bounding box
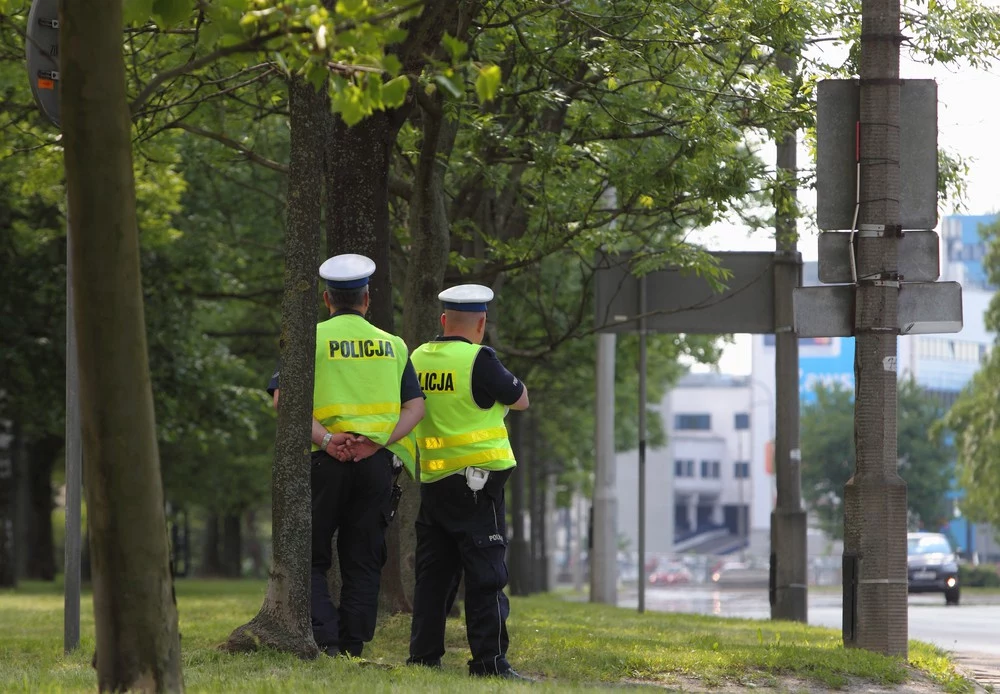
[326,112,398,329]
[221,514,242,578]
[61,0,182,689]
[24,436,59,580]
[0,419,14,587]
[200,513,222,577]
[224,77,324,659]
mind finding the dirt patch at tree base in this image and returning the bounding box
[622,667,986,693]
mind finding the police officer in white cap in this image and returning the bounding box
[267,253,424,657]
[406,284,532,680]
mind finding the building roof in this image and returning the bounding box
[676,372,750,389]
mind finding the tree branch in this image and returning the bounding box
[130,27,304,115]
[165,122,288,173]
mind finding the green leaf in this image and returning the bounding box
[381,75,409,108]
[433,74,463,100]
[306,64,329,93]
[331,84,367,127]
[381,54,402,76]
[475,64,502,102]
[441,32,468,63]
[123,0,154,25]
[335,0,366,15]
[151,0,193,28]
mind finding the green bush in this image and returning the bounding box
[959,563,1000,587]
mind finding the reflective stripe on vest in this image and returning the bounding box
[312,314,416,472]
[411,340,515,484]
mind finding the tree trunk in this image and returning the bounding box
[61,0,182,688]
[0,419,15,587]
[508,416,530,596]
[200,512,222,577]
[224,77,324,659]
[222,514,242,578]
[25,436,59,580]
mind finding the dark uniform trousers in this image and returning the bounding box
[310,447,394,656]
[408,468,513,675]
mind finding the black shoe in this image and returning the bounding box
[322,645,340,657]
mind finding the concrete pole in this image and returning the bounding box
[844,0,907,655]
[64,216,82,653]
[590,332,618,604]
[770,52,808,623]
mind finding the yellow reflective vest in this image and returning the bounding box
[312,313,416,474]
[411,340,516,484]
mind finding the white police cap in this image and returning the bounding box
[319,254,376,290]
[438,284,494,312]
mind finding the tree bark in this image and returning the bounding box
[224,77,324,660]
[60,0,183,688]
[508,415,530,596]
[222,514,242,578]
[25,436,59,581]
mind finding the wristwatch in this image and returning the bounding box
[321,432,334,451]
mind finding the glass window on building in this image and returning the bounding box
[734,461,749,479]
[675,414,711,430]
[686,460,695,477]
[712,461,720,478]
[734,413,750,430]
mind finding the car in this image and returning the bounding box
[907,532,960,605]
[648,561,692,586]
[710,560,769,587]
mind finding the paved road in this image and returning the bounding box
[619,585,1000,657]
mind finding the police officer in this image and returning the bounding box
[268,254,424,657]
[406,284,531,680]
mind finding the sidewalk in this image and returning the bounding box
[954,652,1000,692]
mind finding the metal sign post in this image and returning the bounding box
[636,275,647,614]
[26,0,80,653]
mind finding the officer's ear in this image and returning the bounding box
[323,291,334,313]
[477,315,486,334]
[440,312,447,329]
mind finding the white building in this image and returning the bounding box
[615,373,758,556]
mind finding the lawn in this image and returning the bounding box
[0,580,973,693]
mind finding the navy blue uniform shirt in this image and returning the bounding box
[435,336,524,409]
[266,309,423,402]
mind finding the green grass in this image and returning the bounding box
[0,580,974,693]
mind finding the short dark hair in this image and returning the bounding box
[327,286,368,310]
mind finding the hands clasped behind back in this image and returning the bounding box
[325,432,382,462]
